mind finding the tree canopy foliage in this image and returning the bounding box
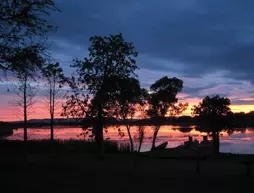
[192,95,231,130]
[0,0,58,72]
[147,76,184,118]
[192,95,231,116]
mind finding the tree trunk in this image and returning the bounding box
[49,86,54,140]
[212,131,220,156]
[138,139,142,153]
[137,126,144,153]
[151,126,160,150]
[138,142,142,153]
[50,112,54,141]
[95,103,103,153]
[23,75,28,160]
[50,77,56,141]
[126,125,134,152]
[23,76,27,142]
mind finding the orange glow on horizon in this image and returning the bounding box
[0,95,64,122]
[1,96,254,121]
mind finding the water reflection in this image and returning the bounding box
[7,125,254,154]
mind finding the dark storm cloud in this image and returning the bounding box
[182,84,217,95]
[181,84,218,99]
[49,0,254,82]
[231,99,254,105]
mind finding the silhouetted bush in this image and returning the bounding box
[118,142,131,153]
[0,140,130,154]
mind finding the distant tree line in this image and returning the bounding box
[5,111,254,129]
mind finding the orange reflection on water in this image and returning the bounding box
[7,125,210,147]
[7,126,254,153]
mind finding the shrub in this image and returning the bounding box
[0,139,130,154]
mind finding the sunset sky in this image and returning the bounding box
[1,0,254,121]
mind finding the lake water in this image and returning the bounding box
[6,125,254,154]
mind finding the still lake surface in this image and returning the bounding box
[7,125,254,154]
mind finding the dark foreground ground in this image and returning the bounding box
[1,150,254,193]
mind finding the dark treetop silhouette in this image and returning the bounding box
[145,76,185,150]
[62,33,139,152]
[0,0,58,74]
[192,95,231,155]
[113,77,146,152]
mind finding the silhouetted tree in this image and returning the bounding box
[9,47,43,142]
[113,77,146,152]
[11,70,38,142]
[192,95,231,155]
[43,62,65,140]
[146,76,184,150]
[0,0,58,75]
[63,33,139,152]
